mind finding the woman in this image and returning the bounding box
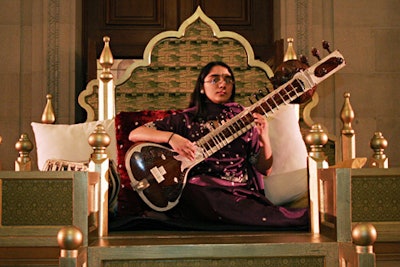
[129,61,308,228]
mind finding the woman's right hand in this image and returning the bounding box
[129,126,197,160]
[168,133,197,161]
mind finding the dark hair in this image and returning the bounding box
[188,61,236,119]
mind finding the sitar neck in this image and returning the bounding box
[195,50,345,159]
[196,71,312,158]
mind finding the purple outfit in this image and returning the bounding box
[149,101,308,228]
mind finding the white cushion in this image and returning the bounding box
[264,168,308,205]
[264,104,308,205]
[31,119,117,170]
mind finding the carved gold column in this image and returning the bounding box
[57,225,84,267]
[305,123,329,234]
[369,132,388,168]
[88,124,110,237]
[15,133,33,171]
[340,92,356,161]
[98,36,115,121]
[352,223,377,267]
[41,94,56,124]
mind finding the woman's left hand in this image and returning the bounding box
[252,112,273,175]
[253,112,269,146]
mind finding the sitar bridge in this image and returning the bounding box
[150,165,167,183]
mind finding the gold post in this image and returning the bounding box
[352,223,377,267]
[305,123,329,167]
[88,124,110,237]
[369,132,388,168]
[98,36,115,121]
[57,225,84,267]
[15,133,33,171]
[305,123,329,234]
[340,92,356,161]
[41,94,56,124]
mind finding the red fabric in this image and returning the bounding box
[115,110,180,190]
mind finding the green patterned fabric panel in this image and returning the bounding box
[1,179,73,226]
[352,176,400,221]
[113,19,273,113]
[103,256,325,267]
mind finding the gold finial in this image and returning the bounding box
[340,92,356,161]
[283,38,298,62]
[340,92,355,136]
[304,123,328,161]
[370,132,388,157]
[41,94,56,124]
[369,132,388,168]
[88,124,111,161]
[57,225,83,258]
[99,36,114,82]
[15,133,34,171]
[352,223,377,253]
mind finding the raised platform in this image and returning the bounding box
[87,231,339,266]
[3,168,400,266]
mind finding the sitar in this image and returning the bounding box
[125,50,346,211]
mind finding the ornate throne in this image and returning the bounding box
[2,6,398,267]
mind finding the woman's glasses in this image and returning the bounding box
[204,75,234,85]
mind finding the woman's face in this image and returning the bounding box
[202,65,234,104]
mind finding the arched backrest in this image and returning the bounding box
[79,7,274,119]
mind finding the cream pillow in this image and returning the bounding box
[264,168,308,205]
[264,104,309,205]
[31,119,117,170]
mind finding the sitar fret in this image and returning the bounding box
[275,91,288,105]
[260,101,272,115]
[266,98,277,113]
[200,113,256,157]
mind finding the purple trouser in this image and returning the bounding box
[177,175,309,227]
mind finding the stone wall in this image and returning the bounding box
[276,0,400,166]
[0,0,82,170]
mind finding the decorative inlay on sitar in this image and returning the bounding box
[125,49,346,211]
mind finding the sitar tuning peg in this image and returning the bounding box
[299,54,309,66]
[249,88,268,104]
[209,121,216,129]
[312,47,321,61]
[322,40,332,53]
[248,96,254,105]
[257,89,266,97]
